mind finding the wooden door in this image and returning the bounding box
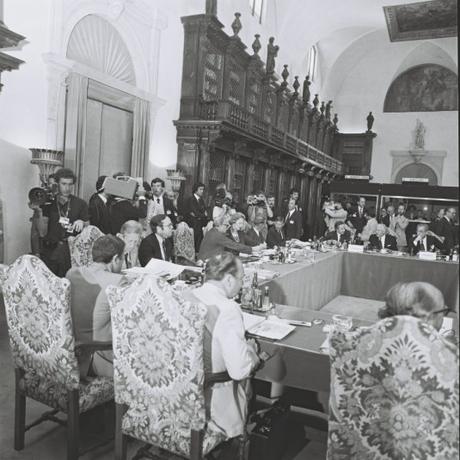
[81,100,133,201]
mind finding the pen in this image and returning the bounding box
[288,320,312,327]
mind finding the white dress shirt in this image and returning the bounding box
[192,283,259,438]
[155,233,165,260]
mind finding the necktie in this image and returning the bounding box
[162,241,167,260]
[157,198,160,204]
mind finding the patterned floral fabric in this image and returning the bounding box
[107,275,226,457]
[327,315,459,460]
[68,225,104,267]
[3,255,114,414]
[20,373,114,413]
[173,222,195,262]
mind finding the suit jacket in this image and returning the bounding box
[138,233,174,267]
[435,217,455,253]
[348,206,368,233]
[284,209,303,240]
[198,228,251,261]
[380,215,390,227]
[266,227,286,249]
[183,195,209,227]
[244,227,265,247]
[412,235,441,255]
[324,230,351,244]
[369,234,398,251]
[109,198,147,235]
[88,194,111,234]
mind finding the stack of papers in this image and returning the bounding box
[242,312,295,340]
[123,259,201,278]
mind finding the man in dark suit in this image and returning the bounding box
[149,178,178,227]
[369,224,397,251]
[347,196,368,234]
[198,214,256,261]
[266,216,286,248]
[88,175,111,234]
[324,221,351,245]
[244,223,266,247]
[284,198,303,240]
[138,214,174,266]
[434,207,457,254]
[183,182,210,252]
[411,223,443,255]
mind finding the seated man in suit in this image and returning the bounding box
[198,214,262,261]
[369,223,397,251]
[324,221,351,245]
[266,216,286,249]
[244,222,266,247]
[66,235,124,377]
[412,223,443,255]
[284,198,303,240]
[138,214,174,266]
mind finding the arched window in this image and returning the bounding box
[249,0,264,24]
[307,45,318,82]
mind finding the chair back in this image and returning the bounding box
[107,275,208,457]
[2,255,80,389]
[327,315,459,460]
[174,221,195,262]
[68,225,104,267]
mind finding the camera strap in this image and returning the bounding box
[57,196,71,219]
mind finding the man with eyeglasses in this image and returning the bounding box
[138,214,174,266]
[198,214,263,261]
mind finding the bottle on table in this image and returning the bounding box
[452,248,458,262]
[251,272,261,311]
[262,286,270,310]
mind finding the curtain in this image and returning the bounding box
[131,98,150,178]
[64,73,89,195]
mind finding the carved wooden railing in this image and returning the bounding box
[200,99,343,174]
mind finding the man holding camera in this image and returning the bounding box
[35,168,89,277]
[247,191,273,239]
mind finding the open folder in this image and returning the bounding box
[242,312,296,340]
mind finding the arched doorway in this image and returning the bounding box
[64,14,150,200]
[395,163,438,185]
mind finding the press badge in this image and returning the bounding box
[59,217,70,226]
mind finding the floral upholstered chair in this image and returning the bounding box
[327,315,459,460]
[68,225,104,267]
[2,255,114,460]
[174,221,196,264]
[107,275,228,460]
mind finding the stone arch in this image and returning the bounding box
[394,162,438,185]
[66,14,136,85]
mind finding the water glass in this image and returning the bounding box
[332,314,353,332]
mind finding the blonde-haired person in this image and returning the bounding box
[378,282,451,332]
[117,220,143,269]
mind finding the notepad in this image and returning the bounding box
[242,312,266,331]
[247,319,296,340]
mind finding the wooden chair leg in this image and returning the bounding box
[14,369,26,451]
[190,429,204,460]
[67,389,80,460]
[115,403,128,460]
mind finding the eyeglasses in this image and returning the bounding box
[431,307,450,316]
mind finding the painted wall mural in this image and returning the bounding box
[384,64,458,112]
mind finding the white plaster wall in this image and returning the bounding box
[325,30,458,186]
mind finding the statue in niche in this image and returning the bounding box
[413,119,426,150]
[266,37,279,75]
[302,75,311,104]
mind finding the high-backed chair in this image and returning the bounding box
[107,275,232,460]
[327,315,459,460]
[68,225,104,267]
[174,221,196,264]
[2,255,114,460]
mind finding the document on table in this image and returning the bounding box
[243,312,296,340]
[440,317,454,335]
[123,259,201,277]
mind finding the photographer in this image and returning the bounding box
[247,191,272,239]
[37,168,89,277]
[109,172,147,234]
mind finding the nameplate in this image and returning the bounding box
[348,244,364,253]
[418,251,436,261]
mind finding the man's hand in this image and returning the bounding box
[28,201,41,211]
[72,220,85,233]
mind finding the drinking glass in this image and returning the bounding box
[332,314,353,332]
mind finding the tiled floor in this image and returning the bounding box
[0,296,327,460]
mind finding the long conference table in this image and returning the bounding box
[252,250,459,392]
